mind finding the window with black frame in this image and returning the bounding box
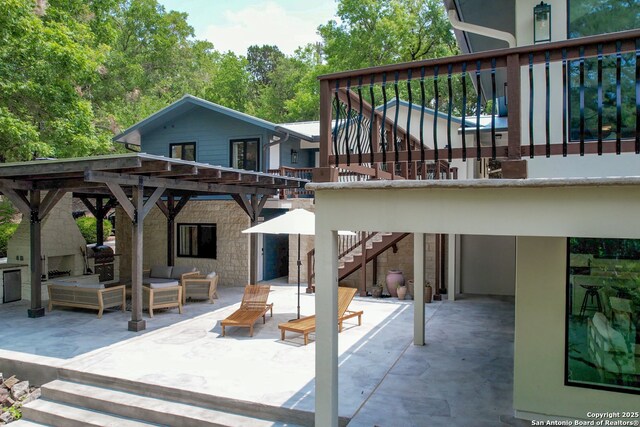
[177,223,216,259]
[170,142,196,161]
[567,0,640,142]
[567,237,640,393]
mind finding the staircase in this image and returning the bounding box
[19,370,311,427]
[307,232,410,288]
[338,232,410,280]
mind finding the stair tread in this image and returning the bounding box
[42,379,283,427]
[23,400,155,426]
[8,421,49,427]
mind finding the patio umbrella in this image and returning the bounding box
[243,209,354,319]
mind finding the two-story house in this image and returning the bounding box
[112,95,321,286]
[310,0,640,425]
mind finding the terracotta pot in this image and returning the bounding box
[397,285,407,300]
[385,270,404,297]
[425,285,433,304]
[407,280,414,299]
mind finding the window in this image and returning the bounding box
[231,138,259,171]
[170,142,196,161]
[177,223,216,259]
[567,1,640,142]
[566,237,640,394]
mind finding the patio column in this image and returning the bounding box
[28,190,44,318]
[413,233,425,345]
[447,234,459,301]
[105,180,164,332]
[129,184,145,332]
[315,228,339,427]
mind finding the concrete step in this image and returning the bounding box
[39,379,288,427]
[22,399,155,427]
[7,420,49,427]
[57,369,314,426]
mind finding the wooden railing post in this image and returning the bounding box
[313,79,339,182]
[504,52,527,178]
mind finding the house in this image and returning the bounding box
[310,0,640,425]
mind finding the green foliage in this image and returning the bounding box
[0,223,19,258]
[569,237,640,260]
[76,216,112,244]
[0,0,465,150]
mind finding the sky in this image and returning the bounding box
[158,0,338,56]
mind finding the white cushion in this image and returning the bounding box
[206,272,217,279]
[145,279,179,289]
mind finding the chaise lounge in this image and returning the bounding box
[220,285,273,337]
[278,286,363,345]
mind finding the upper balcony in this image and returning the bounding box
[315,29,640,181]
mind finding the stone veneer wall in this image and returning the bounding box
[7,193,87,301]
[341,233,438,293]
[116,200,250,287]
[286,199,315,284]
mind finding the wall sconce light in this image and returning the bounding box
[290,149,298,164]
[534,2,551,43]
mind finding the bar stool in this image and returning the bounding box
[579,284,602,317]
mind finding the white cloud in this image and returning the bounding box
[200,2,333,56]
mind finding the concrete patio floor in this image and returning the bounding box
[0,280,526,426]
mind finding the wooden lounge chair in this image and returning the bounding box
[220,285,273,337]
[278,287,363,345]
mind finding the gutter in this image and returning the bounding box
[447,9,516,48]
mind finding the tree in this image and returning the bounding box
[205,52,250,112]
[0,0,112,161]
[246,45,285,86]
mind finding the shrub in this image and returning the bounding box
[76,217,112,244]
[0,223,18,257]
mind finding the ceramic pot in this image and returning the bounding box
[407,280,414,299]
[397,285,407,300]
[385,270,405,297]
[425,285,433,303]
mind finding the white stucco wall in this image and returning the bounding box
[460,235,515,295]
[514,236,639,419]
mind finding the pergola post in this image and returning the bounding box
[129,183,145,332]
[232,194,268,285]
[156,194,191,267]
[28,190,44,318]
[106,180,164,332]
[413,232,425,345]
[80,196,117,247]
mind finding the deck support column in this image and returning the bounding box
[232,194,268,285]
[315,228,339,427]
[414,233,425,345]
[447,234,459,301]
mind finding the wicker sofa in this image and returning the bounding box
[47,277,125,318]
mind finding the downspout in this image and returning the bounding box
[263,131,291,171]
[447,9,516,48]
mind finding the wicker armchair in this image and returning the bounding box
[182,273,219,304]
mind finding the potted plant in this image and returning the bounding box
[371,283,383,298]
[425,281,433,304]
[397,283,407,300]
[385,270,405,297]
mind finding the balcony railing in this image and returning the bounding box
[318,29,640,179]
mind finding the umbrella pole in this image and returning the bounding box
[297,233,301,319]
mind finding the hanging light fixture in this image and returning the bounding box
[534,2,551,43]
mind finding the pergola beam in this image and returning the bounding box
[85,170,277,196]
[0,156,143,178]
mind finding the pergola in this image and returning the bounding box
[0,154,307,331]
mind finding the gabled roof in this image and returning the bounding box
[113,94,315,145]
